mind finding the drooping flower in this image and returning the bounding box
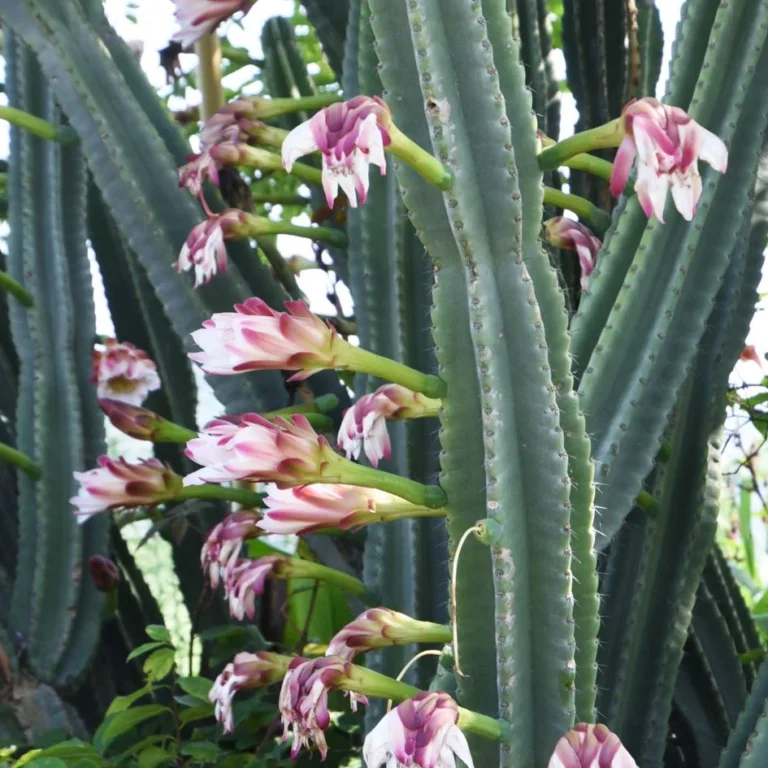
[225,555,286,621]
[282,96,391,208]
[548,724,638,768]
[258,484,427,536]
[363,691,474,768]
[172,0,256,49]
[740,344,765,370]
[71,457,181,523]
[201,510,263,589]
[279,657,366,759]
[610,97,728,222]
[91,339,161,407]
[200,100,256,150]
[189,298,344,378]
[338,384,441,467]
[183,413,336,488]
[327,608,450,663]
[543,217,602,289]
[88,555,121,592]
[175,210,246,288]
[210,651,292,733]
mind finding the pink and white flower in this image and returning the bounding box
[282,96,392,208]
[548,724,638,768]
[258,484,417,536]
[610,97,728,222]
[225,555,285,621]
[71,457,180,523]
[210,651,292,733]
[338,384,441,467]
[91,339,161,407]
[189,298,342,378]
[279,657,366,759]
[172,0,256,49]
[544,217,602,289]
[363,691,474,768]
[200,100,256,150]
[201,510,262,589]
[175,210,246,288]
[183,413,335,487]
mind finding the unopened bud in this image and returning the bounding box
[88,555,120,592]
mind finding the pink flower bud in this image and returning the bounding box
[91,339,161,407]
[543,217,602,289]
[611,97,728,222]
[71,457,181,523]
[188,298,342,379]
[363,691,474,768]
[88,555,120,592]
[549,724,638,768]
[338,384,441,467]
[175,211,245,288]
[201,510,262,589]
[200,100,255,150]
[225,555,286,621]
[279,657,366,759]
[99,399,163,441]
[282,96,392,208]
[258,484,411,535]
[183,413,336,488]
[172,0,255,49]
[210,651,292,733]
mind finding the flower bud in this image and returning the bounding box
[549,724,638,768]
[88,555,120,592]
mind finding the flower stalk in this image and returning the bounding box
[176,483,265,507]
[249,93,342,120]
[539,131,614,182]
[195,34,225,121]
[542,188,612,232]
[538,118,623,170]
[238,146,323,186]
[387,123,454,190]
[0,269,33,307]
[0,441,41,480]
[0,106,76,144]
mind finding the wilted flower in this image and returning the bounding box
[175,210,246,288]
[544,217,602,289]
[327,608,450,662]
[258,484,430,536]
[363,691,474,768]
[184,413,337,488]
[71,457,180,523]
[88,555,120,593]
[611,97,728,222]
[172,0,255,49]
[225,555,286,621]
[91,339,161,407]
[201,510,262,589]
[210,651,292,733]
[548,724,638,768]
[282,96,391,208]
[280,657,366,759]
[338,384,441,467]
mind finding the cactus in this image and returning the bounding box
[3,0,768,766]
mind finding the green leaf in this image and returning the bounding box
[126,641,168,662]
[179,704,215,725]
[24,760,68,768]
[93,705,170,752]
[106,684,154,716]
[143,647,175,682]
[11,742,103,767]
[177,676,213,702]
[283,578,353,648]
[144,625,171,643]
[137,746,173,768]
[180,742,221,763]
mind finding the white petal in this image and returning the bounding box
[670,171,698,221]
[697,127,728,173]
[337,169,361,208]
[445,725,474,768]
[282,120,319,172]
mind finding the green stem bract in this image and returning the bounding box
[387,124,454,190]
[0,269,33,307]
[537,118,623,170]
[563,153,614,183]
[543,187,612,231]
[0,441,41,480]
[0,105,75,143]
[337,341,447,398]
[175,484,264,507]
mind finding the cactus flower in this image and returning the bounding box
[201,510,262,589]
[548,724,638,767]
[282,96,391,209]
[338,384,441,467]
[258,483,436,535]
[363,691,474,768]
[183,413,336,488]
[88,555,120,592]
[91,339,161,407]
[327,608,451,662]
[175,210,246,288]
[225,555,285,621]
[280,657,367,759]
[171,0,255,49]
[200,100,256,150]
[70,457,181,522]
[544,217,602,289]
[740,344,765,370]
[610,97,728,222]
[210,651,292,733]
